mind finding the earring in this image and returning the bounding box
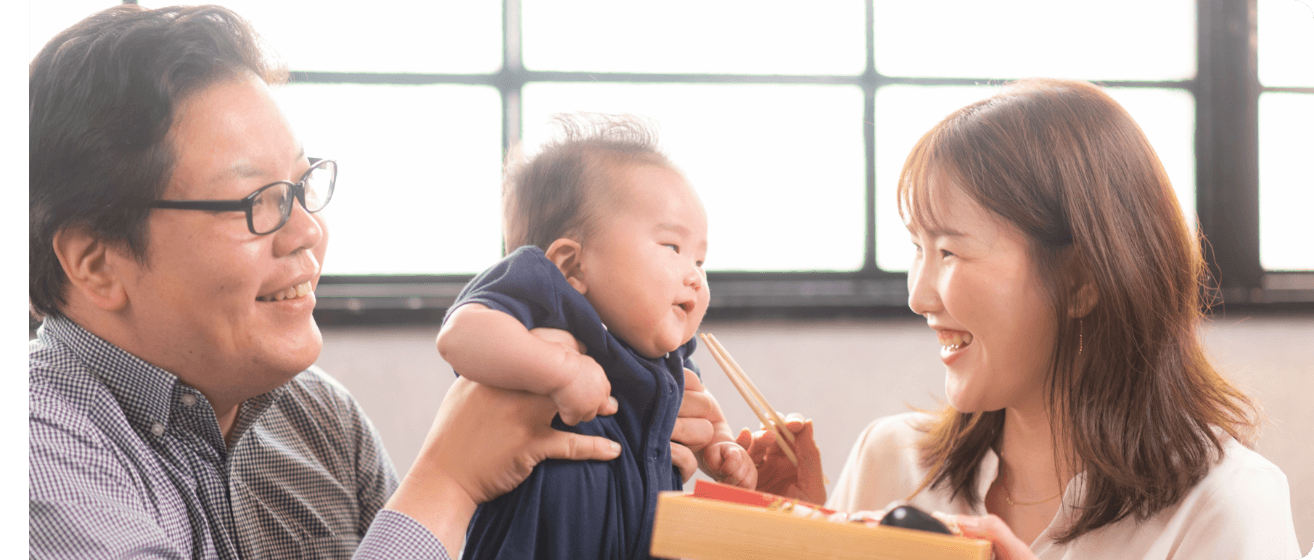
[1079,318,1084,355]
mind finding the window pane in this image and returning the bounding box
[270,84,503,275]
[1104,87,1197,231]
[874,85,1196,272]
[523,83,866,272]
[29,1,118,59]
[873,0,1195,81]
[141,1,502,73]
[523,1,865,75]
[1258,0,1314,87]
[1259,93,1314,271]
[874,85,997,272]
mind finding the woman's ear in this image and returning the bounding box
[1063,247,1099,318]
[1070,281,1098,318]
[1056,247,1098,316]
[52,227,129,312]
[545,238,587,295]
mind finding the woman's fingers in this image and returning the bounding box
[744,417,825,504]
[950,514,1037,560]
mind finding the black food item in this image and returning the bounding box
[878,505,953,535]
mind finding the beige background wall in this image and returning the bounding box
[318,312,1313,552]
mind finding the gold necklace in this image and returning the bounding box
[1003,478,1062,507]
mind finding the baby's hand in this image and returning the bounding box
[534,328,613,426]
[699,440,758,489]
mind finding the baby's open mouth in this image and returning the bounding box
[257,281,313,302]
[940,331,974,352]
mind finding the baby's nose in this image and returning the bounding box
[684,264,705,289]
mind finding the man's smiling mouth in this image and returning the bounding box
[257,281,313,302]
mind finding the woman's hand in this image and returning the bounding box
[738,414,826,504]
[385,377,622,552]
[941,513,1038,560]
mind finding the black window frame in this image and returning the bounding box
[276,0,1313,322]
[312,0,1308,319]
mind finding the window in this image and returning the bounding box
[29,1,1314,316]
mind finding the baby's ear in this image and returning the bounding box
[545,238,588,295]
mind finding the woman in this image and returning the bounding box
[745,79,1301,559]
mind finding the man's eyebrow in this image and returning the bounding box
[227,163,265,179]
[224,148,307,180]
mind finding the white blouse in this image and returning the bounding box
[827,412,1302,559]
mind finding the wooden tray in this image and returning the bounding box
[650,484,991,560]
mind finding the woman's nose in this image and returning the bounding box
[906,260,940,315]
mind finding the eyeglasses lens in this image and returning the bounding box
[303,161,335,212]
[252,184,293,234]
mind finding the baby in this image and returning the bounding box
[436,114,753,559]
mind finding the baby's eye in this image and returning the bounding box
[663,244,680,253]
[695,260,704,268]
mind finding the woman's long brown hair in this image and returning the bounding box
[899,79,1257,543]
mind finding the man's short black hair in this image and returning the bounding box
[29,4,284,318]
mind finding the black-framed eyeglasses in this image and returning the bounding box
[148,158,337,235]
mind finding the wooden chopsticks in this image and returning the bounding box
[699,333,798,467]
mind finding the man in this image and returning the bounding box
[28,6,623,558]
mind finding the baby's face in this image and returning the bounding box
[578,164,710,359]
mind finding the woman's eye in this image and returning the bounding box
[940,249,956,258]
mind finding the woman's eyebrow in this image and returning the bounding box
[920,226,968,238]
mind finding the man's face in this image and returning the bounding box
[113,75,328,410]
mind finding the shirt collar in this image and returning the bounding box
[40,315,286,452]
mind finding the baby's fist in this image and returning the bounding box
[550,353,613,426]
[701,440,758,489]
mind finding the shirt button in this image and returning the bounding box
[180,394,197,407]
[150,422,166,437]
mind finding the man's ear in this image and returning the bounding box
[52,227,129,312]
[544,238,587,295]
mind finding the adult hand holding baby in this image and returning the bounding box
[385,376,622,552]
[672,368,757,489]
[531,327,618,425]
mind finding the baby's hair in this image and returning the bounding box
[503,113,675,252]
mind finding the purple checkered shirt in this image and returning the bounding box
[29,316,451,559]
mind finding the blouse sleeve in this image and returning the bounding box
[826,412,929,513]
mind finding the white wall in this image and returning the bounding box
[318,313,1314,551]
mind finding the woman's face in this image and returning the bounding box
[906,173,1056,414]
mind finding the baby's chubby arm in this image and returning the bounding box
[673,368,757,489]
[437,303,616,426]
